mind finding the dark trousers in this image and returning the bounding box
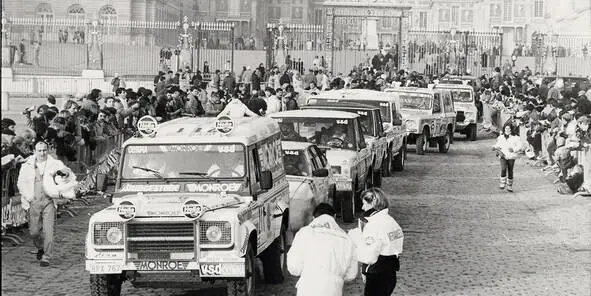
[364,272,397,296]
[500,158,515,179]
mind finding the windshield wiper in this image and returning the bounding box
[132,166,168,182]
[178,171,218,182]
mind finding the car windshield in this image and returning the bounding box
[447,90,473,103]
[306,107,375,137]
[277,117,358,150]
[341,99,392,123]
[121,144,246,179]
[282,150,310,176]
[396,93,432,110]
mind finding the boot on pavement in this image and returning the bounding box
[499,177,506,189]
[507,178,513,192]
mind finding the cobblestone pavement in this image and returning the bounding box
[2,133,590,296]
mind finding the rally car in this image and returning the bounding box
[385,87,456,155]
[434,83,478,140]
[301,102,388,186]
[270,110,372,223]
[281,141,335,239]
[306,89,408,174]
[86,115,290,296]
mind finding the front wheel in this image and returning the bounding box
[416,132,428,155]
[340,190,355,223]
[90,274,122,296]
[227,243,256,296]
[260,225,287,284]
[382,149,392,177]
[393,143,406,172]
[438,131,452,153]
[469,124,477,141]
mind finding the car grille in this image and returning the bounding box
[127,222,195,260]
[456,111,465,122]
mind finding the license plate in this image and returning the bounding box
[336,181,352,191]
[86,261,123,274]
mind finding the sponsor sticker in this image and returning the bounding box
[120,184,181,192]
[136,261,188,271]
[199,263,244,277]
[185,183,242,193]
[336,120,348,124]
[137,116,158,136]
[182,200,206,219]
[216,116,235,134]
[283,150,300,156]
[116,201,136,220]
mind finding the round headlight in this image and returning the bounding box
[106,227,123,244]
[205,225,222,242]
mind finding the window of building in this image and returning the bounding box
[462,10,473,24]
[240,0,250,12]
[534,0,544,18]
[36,3,53,21]
[99,5,117,23]
[490,4,501,17]
[217,0,228,12]
[439,9,450,22]
[67,4,86,24]
[269,7,281,20]
[514,4,525,17]
[292,7,303,19]
[382,17,392,28]
[515,27,523,42]
[419,12,427,29]
[503,0,512,21]
[314,9,323,25]
[451,6,459,26]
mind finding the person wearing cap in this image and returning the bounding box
[493,124,523,192]
[348,188,403,296]
[1,118,17,147]
[287,203,358,296]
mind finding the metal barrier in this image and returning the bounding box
[1,133,125,245]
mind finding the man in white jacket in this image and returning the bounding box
[17,140,66,266]
[287,203,358,296]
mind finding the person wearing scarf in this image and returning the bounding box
[493,124,523,192]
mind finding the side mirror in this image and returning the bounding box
[260,171,273,190]
[392,118,402,126]
[312,168,329,177]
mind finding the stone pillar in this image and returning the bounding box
[325,8,335,73]
[177,16,193,71]
[1,11,13,75]
[83,19,105,79]
[364,18,379,50]
[399,11,410,71]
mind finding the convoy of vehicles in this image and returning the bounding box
[270,110,372,223]
[86,116,290,296]
[300,102,388,186]
[434,84,478,141]
[384,87,456,155]
[86,81,471,294]
[305,89,408,174]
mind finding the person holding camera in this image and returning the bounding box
[348,188,404,296]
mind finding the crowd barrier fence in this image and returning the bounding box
[1,133,125,243]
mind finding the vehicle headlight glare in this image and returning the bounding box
[106,227,123,244]
[206,225,223,242]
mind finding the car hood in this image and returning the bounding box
[109,192,248,218]
[325,150,357,167]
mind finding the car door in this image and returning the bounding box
[374,111,388,163]
[355,119,371,182]
[442,91,456,133]
[313,145,335,197]
[307,146,328,203]
[432,93,444,137]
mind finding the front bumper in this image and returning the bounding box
[86,259,245,277]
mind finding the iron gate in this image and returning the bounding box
[265,23,324,73]
[194,21,235,76]
[407,30,502,77]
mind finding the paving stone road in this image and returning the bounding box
[2,133,590,296]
